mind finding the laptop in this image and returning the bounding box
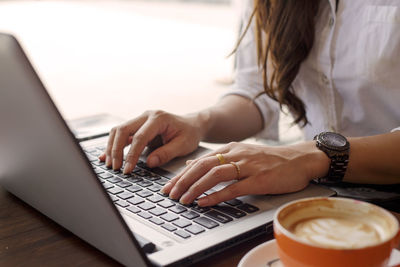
[0,33,334,267]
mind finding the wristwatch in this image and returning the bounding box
[313,132,350,183]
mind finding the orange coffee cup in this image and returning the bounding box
[273,197,400,267]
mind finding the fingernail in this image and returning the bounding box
[112,159,119,170]
[180,192,191,205]
[169,188,178,200]
[106,157,112,167]
[124,162,133,174]
[147,156,160,168]
[197,197,209,207]
[185,160,193,165]
[161,182,172,194]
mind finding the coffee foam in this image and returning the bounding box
[289,216,384,249]
[277,198,397,249]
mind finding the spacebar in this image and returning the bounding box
[133,233,156,253]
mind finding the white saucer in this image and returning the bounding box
[238,239,282,267]
[238,239,400,267]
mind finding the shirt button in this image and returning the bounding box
[328,17,334,27]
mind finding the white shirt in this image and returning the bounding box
[225,0,400,141]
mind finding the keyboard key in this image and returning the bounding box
[155,177,170,186]
[90,151,102,157]
[136,190,153,198]
[92,161,105,167]
[213,205,246,218]
[161,213,179,222]
[99,173,113,179]
[102,182,114,190]
[182,211,200,220]
[172,219,191,228]
[126,176,143,183]
[127,196,145,205]
[193,217,219,229]
[96,145,106,151]
[174,230,191,239]
[108,187,124,195]
[138,202,156,211]
[84,148,97,154]
[110,169,121,175]
[148,184,162,192]
[127,205,141,214]
[169,205,187,214]
[185,224,205,235]
[147,194,164,203]
[126,185,142,193]
[224,199,243,206]
[117,173,132,179]
[138,211,152,220]
[135,169,150,177]
[162,223,177,232]
[137,180,153,187]
[158,200,175,209]
[237,203,259,213]
[94,168,105,174]
[116,200,129,208]
[192,205,210,213]
[117,191,135,200]
[145,175,161,182]
[205,210,233,223]
[116,181,132,188]
[149,217,164,225]
[108,177,123,184]
[100,165,112,170]
[109,195,119,202]
[149,207,167,216]
[87,154,98,162]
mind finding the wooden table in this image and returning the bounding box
[0,185,398,267]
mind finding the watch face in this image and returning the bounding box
[321,132,347,148]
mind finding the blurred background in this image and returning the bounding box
[0,0,300,143]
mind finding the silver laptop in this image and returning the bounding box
[0,33,334,267]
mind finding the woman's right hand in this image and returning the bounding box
[99,110,208,174]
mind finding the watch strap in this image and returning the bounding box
[318,154,349,183]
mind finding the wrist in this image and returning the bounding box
[298,141,331,181]
[186,109,212,141]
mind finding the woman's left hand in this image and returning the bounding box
[161,141,330,207]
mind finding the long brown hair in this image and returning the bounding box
[237,0,320,126]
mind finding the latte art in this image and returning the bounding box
[289,216,384,249]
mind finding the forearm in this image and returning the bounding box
[343,131,400,184]
[195,95,264,143]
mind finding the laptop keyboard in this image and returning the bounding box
[85,147,260,240]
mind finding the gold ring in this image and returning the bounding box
[216,153,225,165]
[230,162,241,179]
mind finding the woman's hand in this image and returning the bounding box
[161,141,330,207]
[99,110,208,174]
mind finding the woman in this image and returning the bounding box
[100,0,400,207]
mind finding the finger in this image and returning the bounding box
[164,151,234,196]
[197,178,252,207]
[104,128,117,167]
[168,156,220,200]
[111,127,131,170]
[123,120,160,174]
[99,153,106,162]
[161,158,199,195]
[186,147,230,166]
[146,136,191,168]
[179,163,240,204]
